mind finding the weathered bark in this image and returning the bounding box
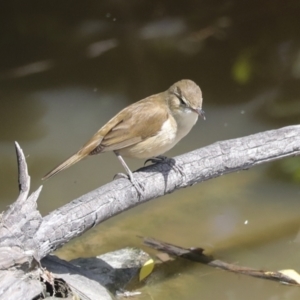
[36,125,300,258]
[0,143,113,300]
[0,125,300,299]
[0,143,46,299]
[0,142,43,271]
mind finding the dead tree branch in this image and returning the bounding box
[35,124,300,258]
[1,125,300,299]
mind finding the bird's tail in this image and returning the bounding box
[42,152,85,180]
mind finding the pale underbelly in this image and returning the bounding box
[117,111,198,159]
[118,134,178,159]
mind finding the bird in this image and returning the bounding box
[42,79,205,194]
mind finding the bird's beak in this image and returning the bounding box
[194,108,206,120]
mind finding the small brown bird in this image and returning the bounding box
[42,79,205,193]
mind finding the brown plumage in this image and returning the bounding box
[42,79,205,190]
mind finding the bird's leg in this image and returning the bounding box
[144,155,184,177]
[114,151,144,195]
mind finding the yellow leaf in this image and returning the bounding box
[139,259,154,281]
[279,269,300,284]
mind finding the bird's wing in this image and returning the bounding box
[42,95,168,180]
[89,96,169,154]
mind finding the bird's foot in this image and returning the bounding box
[144,155,184,177]
[144,155,169,166]
[114,172,144,196]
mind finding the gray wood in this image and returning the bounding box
[0,143,45,299]
[0,143,113,300]
[0,125,300,299]
[36,125,300,258]
[0,269,44,300]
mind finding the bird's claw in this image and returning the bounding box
[144,155,168,166]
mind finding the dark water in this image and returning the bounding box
[1,1,300,299]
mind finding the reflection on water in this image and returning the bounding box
[1,1,300,299]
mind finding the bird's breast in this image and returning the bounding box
[174,110,198,142]
[118,111,198,159]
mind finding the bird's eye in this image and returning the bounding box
[174,91,186,106]
[178,96,187,106]
[178,97,186,105]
